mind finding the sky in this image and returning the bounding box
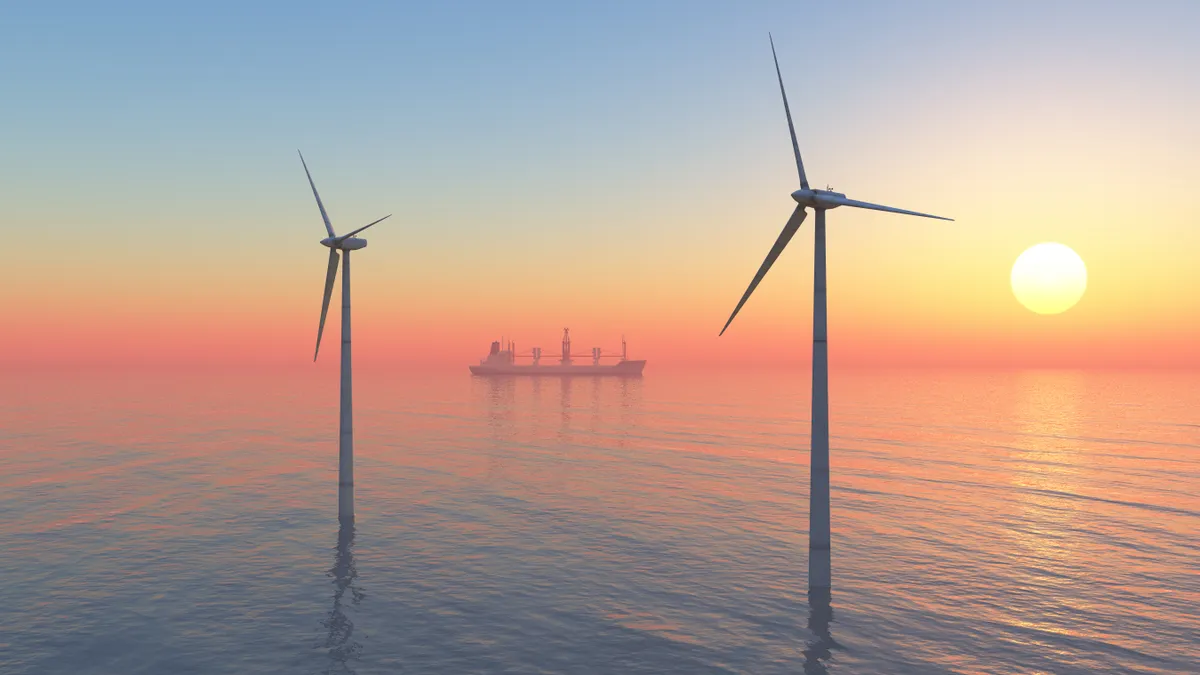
[2,0,1198,370]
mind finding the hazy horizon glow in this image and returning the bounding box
[2,1,1198,370]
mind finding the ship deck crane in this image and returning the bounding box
[502,329,632,364]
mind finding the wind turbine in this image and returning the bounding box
[719,37,952,590]
[301,151,391,523]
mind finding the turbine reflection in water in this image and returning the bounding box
[804,587,838,674]
[319,523,366,674]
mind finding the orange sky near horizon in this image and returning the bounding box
[5,174,1197,371]
[5,205,1197,372]
[4,173,1199,371]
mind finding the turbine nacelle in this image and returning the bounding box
[321,237,368,250]
[791,188,847,209]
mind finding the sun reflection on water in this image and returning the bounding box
[1008,371,1087,563]
[1003,371,1108,648]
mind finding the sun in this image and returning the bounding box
[1011,243,1087,315]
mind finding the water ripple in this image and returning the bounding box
[0,368,1197,674]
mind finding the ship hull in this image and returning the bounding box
[470,360,645,376]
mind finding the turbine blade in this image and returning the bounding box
[335,214,392,242]
[315,248,339,361]
[720,205,808,336]
[770,34,809,190]
[299,150,337,237]
[832,196,954,221]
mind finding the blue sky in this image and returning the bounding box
[8,1,1196,213]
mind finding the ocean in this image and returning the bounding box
[1,367,1196,674]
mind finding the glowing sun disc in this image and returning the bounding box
[1011,243,1087,315]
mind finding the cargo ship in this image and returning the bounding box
[470,329,646,376]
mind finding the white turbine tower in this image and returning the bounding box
[719,37,952,590]
[301,151,391,523]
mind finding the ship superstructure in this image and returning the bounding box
[469,329,645,376]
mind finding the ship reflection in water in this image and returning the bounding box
[319,523,365,674]
[469,328,646,376]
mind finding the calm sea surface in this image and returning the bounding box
[0,367,1197,674]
